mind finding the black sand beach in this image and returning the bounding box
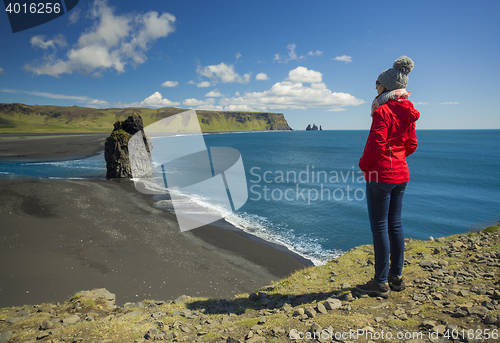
[0,133,108,162]
[0,134,309,308]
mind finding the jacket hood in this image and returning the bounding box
[387,99,420,123]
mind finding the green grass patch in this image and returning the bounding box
[84,299,96,307]
[482,225,499,233]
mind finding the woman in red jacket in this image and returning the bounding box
[356,56,420,298]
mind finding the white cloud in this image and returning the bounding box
[287,66,322,83]
[218,81,363,111]
[0,88,109,107]
[183,98,216,107]
[196,81,211,88]
[439,102,460,105]
[235,52,241,60]
[197,62,251,84]
[274,44,305,63]
[414,102,430,106]
[205,90,225,97]
[333,55,353,63]
[308,50,323,57]
[30,34,67,50]
[68,8,81,24]
[256,72,270,81]
[184,66,364,112]
[188,80,211,87]
[194,104,224,111]
[87,99,110,107]
[326,108,347,112]
[123,91,180,108]
[222,104,254,111]
[24,0,175,77]
[25,90,89,101]
[161,81,178,87]
[140,92,180,107]
[0,67,4,74]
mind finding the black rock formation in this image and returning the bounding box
[104,113,153,179]
[306,124,319,131]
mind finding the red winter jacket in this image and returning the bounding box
[359,98,420,183]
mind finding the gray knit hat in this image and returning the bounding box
[377,56,414,91]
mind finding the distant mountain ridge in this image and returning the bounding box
[0,103,293,133]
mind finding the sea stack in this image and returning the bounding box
[305,124,319,131]
[104,113,153,179]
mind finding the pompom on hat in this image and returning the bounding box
[377,56,414,91]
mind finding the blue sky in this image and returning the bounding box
[1,0,499,130]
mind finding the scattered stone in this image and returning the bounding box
[40,320,53,330]
[394,308,408,320]
[174,295,189,304]
[413,294,427,302]
[458,289,470,297]
[63,314,80,325]
[421,320,436,329]
[5,317,23,324]
[419,260,439,269]
[432,324,446,336]
[468,306,488,317]
[451,309,468,318]
[144,328,158,339]
[340,292,354,302]
[438,260,449,266]
[293,308,305,316]
[124,302,144,309]
[304,307,317,318]
[78,288,116,308]
[316,302,327,314]
[310,323,322,335]
[282,303,293,312]
[0,332,14,343]
[484,315,498,324]
[181,325,191,333]
[245,330,254,340]
[151,312,165,319]
[324,298,342,310]
[272,327,285,335]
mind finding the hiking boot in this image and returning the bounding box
[388,275,406,291]
[356,279,390,298]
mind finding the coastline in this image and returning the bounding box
[0,133,108,162]
[0,133,310,308]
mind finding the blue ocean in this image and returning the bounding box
[2,130,499,266]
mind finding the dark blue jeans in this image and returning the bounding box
[366,181,407,284]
